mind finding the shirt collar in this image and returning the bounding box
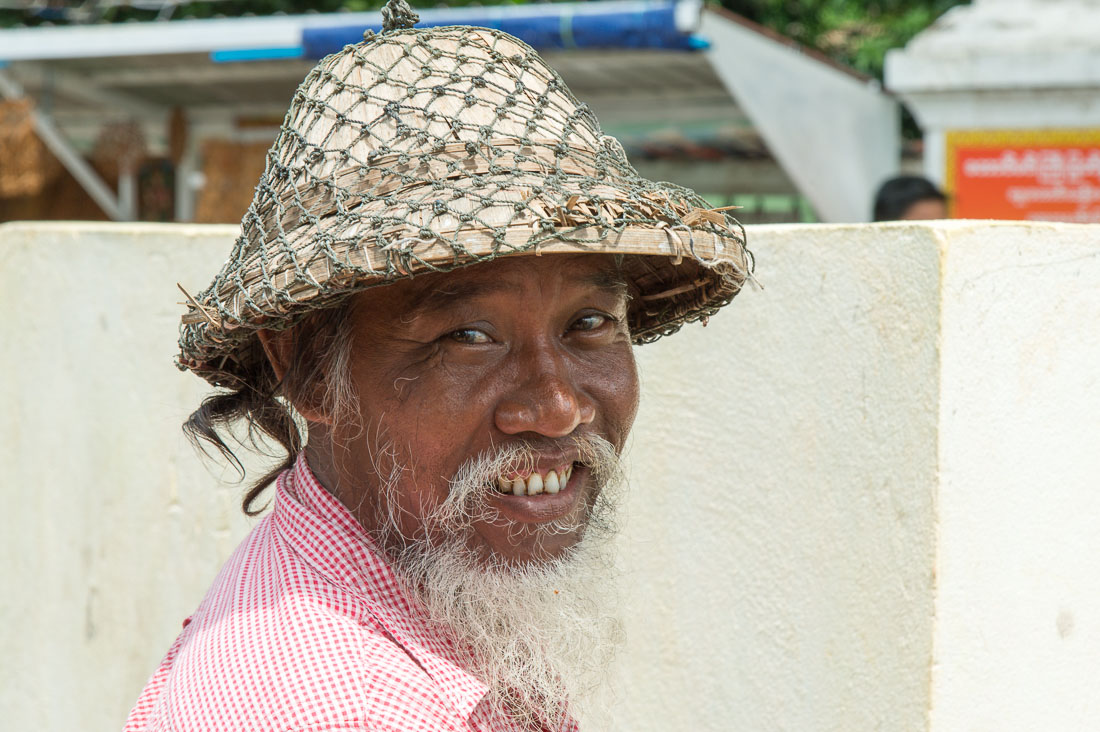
[272,453,490,722]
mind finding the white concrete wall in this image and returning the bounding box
[0,223,259,731]
[931,224,1100,730]
[618,222,941,731]
[2,220,1098,731]
[616,220,1100,731]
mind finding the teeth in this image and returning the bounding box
[493,465,577,496]
[562,465,572,491]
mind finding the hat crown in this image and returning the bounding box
[271,26,613,193]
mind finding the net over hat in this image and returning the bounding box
[178,0,753,389]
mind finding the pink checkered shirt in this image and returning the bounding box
[124,455,578,732]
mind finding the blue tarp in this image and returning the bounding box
[301,1,698,58]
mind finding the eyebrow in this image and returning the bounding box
[405,266,630,322]
[584,269,631,300]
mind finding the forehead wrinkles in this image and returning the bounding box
[403,262,631,325]
[404,277,514,323]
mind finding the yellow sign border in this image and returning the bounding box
[944,128,1100,216]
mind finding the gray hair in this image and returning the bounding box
[183,301,358,515]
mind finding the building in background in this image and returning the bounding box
[887,0,1100,223]
[0,0,900,225]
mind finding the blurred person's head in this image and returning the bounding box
[873,175,948,221]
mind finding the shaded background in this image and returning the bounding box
[0,0,974,227]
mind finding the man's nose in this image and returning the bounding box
[493,349,596,438]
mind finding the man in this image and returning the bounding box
[872,175,949,221]
[126,2,751,730]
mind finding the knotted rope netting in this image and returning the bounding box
[178,0,752,389]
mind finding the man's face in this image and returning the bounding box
[901,197,949,221]
[307,253,640,565]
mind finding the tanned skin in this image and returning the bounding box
[259,254,640,565]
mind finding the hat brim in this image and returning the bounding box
[178,217,748,389]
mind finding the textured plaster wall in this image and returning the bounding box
[931,224,1100,730]
[2,221,1097,731]
[0,223,259,731]
[615,223,940,732]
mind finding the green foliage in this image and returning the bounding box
[719,0,970,79]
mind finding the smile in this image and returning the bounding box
[485,463,590,526]
[494,464,574,496]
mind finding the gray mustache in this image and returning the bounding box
[450,434,619,490]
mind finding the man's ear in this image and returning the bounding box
[256,328,292,383]
[256,328,332,425]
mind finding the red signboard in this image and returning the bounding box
[945,129,1100,223]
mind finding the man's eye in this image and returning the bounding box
[448,328,492,344]
[571,313,612,332]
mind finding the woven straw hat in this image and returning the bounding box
[178,0,752,389]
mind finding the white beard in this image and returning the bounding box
[377,434,627,730]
